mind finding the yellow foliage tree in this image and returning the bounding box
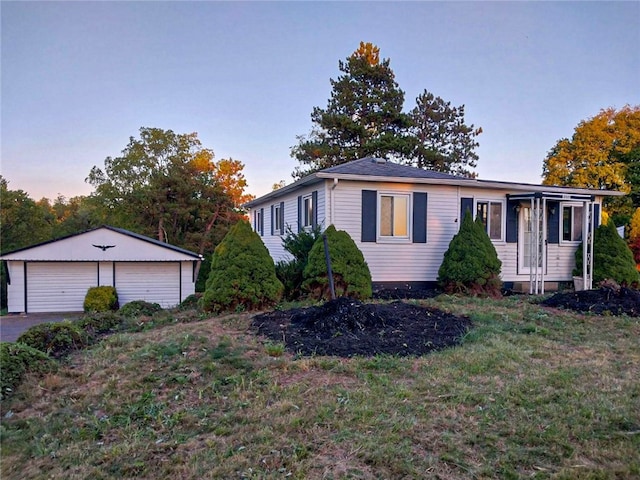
[629,208,640,242]
[542,105,640,192]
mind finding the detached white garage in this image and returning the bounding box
[1,226,202,313]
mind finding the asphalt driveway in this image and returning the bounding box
[0,313,83,343]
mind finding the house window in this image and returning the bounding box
[476,201,504,241]
[272,202,284,235]
[562,205,583,242]
[379,193,410,239]
[254,208,263,236]
[302,194,314,228]
[273,205,282,233]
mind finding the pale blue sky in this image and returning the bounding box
[2,1,638,201]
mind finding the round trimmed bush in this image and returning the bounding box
[16,320,88,358]
[302,225,372,301]
[574,220,639,285]
[200,219,283,313]
[119,300,163,318]
[83,286,119,313]
[1,342,57,400]
[438,211,503,296]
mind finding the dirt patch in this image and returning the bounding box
[541,287,640,316]
[252,297,472,357]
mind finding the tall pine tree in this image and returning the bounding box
[291,42,414,179]
[410,91,482,177]
[292,43,483,180]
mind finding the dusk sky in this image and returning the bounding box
[2,1,639,202]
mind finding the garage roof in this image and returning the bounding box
[0,226,202,262]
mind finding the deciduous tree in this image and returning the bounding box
[0,176,52,253]
[86,128,245,282]
[542,106,640,199]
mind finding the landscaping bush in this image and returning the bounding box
[574,220,639,285]
[200,219,283,312]
[438,211,503,296]
[179,293,202,310]
[119,300,163,318]
[276,225,322,300]
[302,225,372,300]
[1,342,57,400]
[76,311,124,338]
[16,320,88,358]
[83,286,119,313]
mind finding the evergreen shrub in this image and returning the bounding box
[119,300,163,318]
[303,225,372,300]
[200,220,283,312]
[16,320,88,358]
[179,293,202,310]
[77,311,124,338]
[83,286,119,313]
[574,220,639,285]
[438,211,502,296]
[275,225,322,300]
[1,342,57,400]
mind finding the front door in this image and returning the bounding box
[519,205,543,274]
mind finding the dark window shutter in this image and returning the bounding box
[270,205,274,236]
[297,195,302,233]
[260,208,264,236]
[506,199,518,243]
[547,201,560,244]
[253,210,257,231]
[280,201,285,232]
[412,192,427,243]
[460,197,474,222]
[593,203,601,229]
[312,191,318,228]
[362,190,377,242]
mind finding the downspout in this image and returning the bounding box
[330,178,338,226]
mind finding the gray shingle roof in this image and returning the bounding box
[321,157,472,180]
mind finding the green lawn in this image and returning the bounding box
[1,295,639,479]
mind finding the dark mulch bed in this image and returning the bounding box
[541,286,640,317]
[372,288,441,300]
[252,297,472,357]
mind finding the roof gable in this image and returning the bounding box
[0,226,201,261]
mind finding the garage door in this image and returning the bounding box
[115,262,180,308]
[27,262,97,313]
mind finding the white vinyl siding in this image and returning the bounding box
[250,185,326,263]
[27,262,97,313]
[331,181,458,283]
[5,261,26,313]
[248,181,607,285]
[116,262,180,308]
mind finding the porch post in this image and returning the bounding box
[529,197,534,294]
[541,198,547,295]
[582,200,594,291]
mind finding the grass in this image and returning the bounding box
[1,295,639,479]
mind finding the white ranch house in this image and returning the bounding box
[1,226,201,313]
[245,157,624,294]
